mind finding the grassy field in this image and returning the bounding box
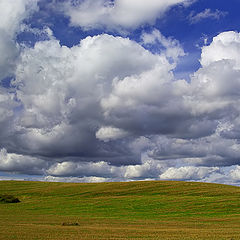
[0,180,240,239]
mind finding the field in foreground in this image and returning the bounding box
[0,181,240,240]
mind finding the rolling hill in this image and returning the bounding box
[0,180,240,239]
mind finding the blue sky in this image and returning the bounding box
[1,0,240,184]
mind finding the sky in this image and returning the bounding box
[1,0,240,185]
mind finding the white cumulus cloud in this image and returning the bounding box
[0,0,39,80]
[63,0,193,31]
[96,126,129,142]
[160,166,219,180]
[2,27,240,184]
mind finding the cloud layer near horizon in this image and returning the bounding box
[1,0,240,185]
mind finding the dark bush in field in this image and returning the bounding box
[0,194,20,203]
[62,222,79,226]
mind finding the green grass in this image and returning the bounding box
[0,180,240,239]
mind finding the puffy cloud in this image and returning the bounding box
[0,89,15,122]
[183,32,240,126]
[47,161,117,178]
[44,175,110,183]
[101,62,191,138]
[63,0,193,30]
[96,126,129,142]
[160,166,219,180]
[10,34,168,163]
[0,34,19,80]
[0,88,17,146]
[141,29,185,62]
[149,133,240,167]
[46,157,165,181]
[123,158,162,179]
[230,166,240,182]
[0,0,39,80]
[0,0,38,35]
[220,117,240,140]
[2,28,240,184]
[0,148,47,175]
[201,31,240,68]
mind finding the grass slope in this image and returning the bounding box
[0,180,240,240]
